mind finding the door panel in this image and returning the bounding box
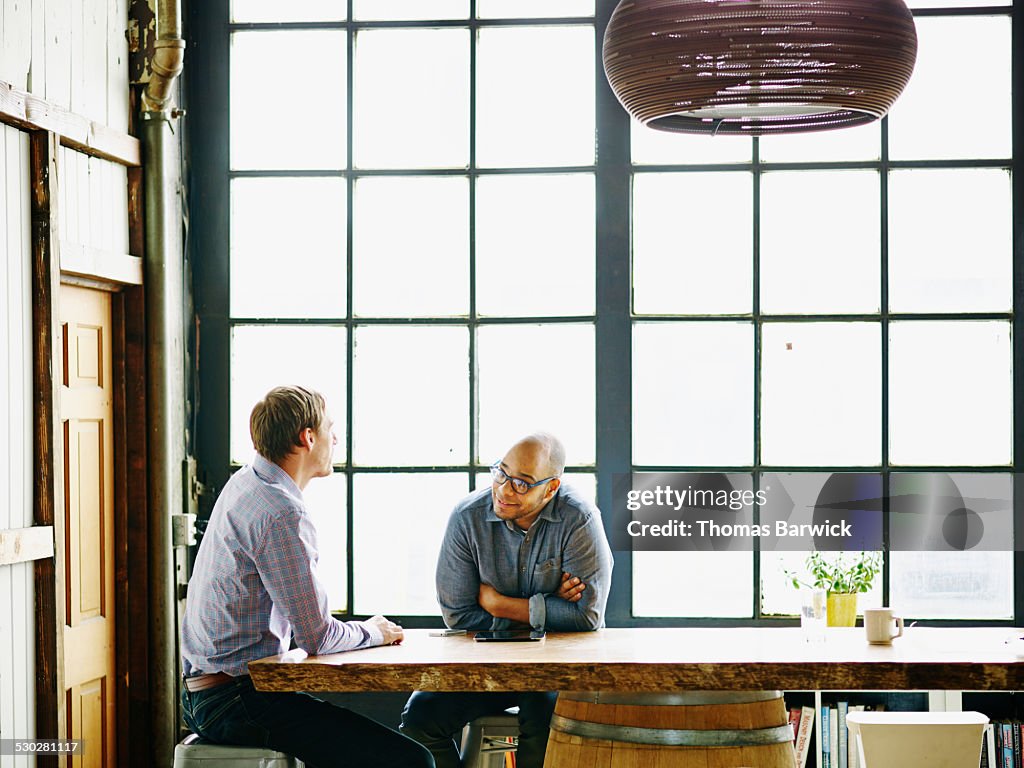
[60,284,115,767]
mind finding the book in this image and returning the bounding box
[1001,722,1014,768]
[830,706,839,768]
[822,705,831,768]
[837,701,849,768]
[789,707,802,740]
[794,705,815,768]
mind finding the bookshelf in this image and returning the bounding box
[786,690,1019,768]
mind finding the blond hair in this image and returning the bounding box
[249,385,326,463]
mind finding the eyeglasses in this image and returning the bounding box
[490,462,559,495]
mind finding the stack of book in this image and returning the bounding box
[789,700,887,768]
[982,721,1022,768]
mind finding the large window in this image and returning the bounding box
[191,0,1018,624]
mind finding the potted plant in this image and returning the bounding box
[785,551,883,627]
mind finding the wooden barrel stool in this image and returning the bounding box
[544,691,795,767]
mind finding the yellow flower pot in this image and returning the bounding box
[827,592,857,627]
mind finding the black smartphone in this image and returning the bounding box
[473,629,546,642]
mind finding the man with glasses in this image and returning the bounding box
[400,432,613,768]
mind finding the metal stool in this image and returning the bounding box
[173,733,302,767]
[845,711,989,768]
[461,708,519,768]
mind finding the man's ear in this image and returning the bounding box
[298,427,315,451]
[545,477,561,501]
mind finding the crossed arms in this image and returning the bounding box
[436,504,613,632]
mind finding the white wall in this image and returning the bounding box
[0,123,36,768]
[58,145,131,257]
[0,0,131,762]
[0,0,131,133]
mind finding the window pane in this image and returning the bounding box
[232,0,346,22]
[634,551,752,617]
[888,17,1011,161]
[478,0,593,18]
[477,324,595,464]
[761,323,881,466]
[633,172,752,315]
[230,326,347,464]
[353,326,468,465]
[354,0,468,20]
[889,321,1012,466]
[304,473,348,612]
[477,27,594,168]
[632,120,751,165]
[633,322,753,466]
[888,169,1012,313]
[759,474,885,616]
[891,551,1013,620]
[353,473,466,615]
[760,170,880,315]
[759,120,880,163]
[760,551,884,618]
[231,178,346,319]
[476,174,594,317]
[353,177,469,317]
[354,29,469,169]
[231,31,346,170]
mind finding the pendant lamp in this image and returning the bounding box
[603,0,918,135]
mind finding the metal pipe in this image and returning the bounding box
[142,107,185,768]
[142,0,186,112]
[141,1,186,762]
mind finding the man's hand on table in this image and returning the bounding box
[366,614,404,645]
[556,572,585,603]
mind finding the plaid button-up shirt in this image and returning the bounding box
[181,455,381,677]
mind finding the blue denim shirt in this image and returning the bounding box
[436,484,613,631]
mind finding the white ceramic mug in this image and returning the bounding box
[863,607,904,645]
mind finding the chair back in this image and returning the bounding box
[845,710,988,768]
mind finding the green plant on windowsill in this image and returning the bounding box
[785,550,883,627]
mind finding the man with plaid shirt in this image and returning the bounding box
[180,385,433,768]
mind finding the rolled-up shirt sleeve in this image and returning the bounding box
[529,511,614,631]
[254,509,381,654]
[436,510,495,630]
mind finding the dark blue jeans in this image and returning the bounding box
[181,675,434,768]
[399,691,558,768]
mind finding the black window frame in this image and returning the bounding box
[188,0,1024,627]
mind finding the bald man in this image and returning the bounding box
[400,433,614,768]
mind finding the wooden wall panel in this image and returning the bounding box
[1,121,37,768]
[82,0,107,127]
[29,0,45,95]
[1,0,132,757]
[57,146,132,272]
[106,0,129,132]
[43,0,72,108]
[68,0,84,117]
[0,124,10,534]
[11,0,131,134]
[1,0,33,91]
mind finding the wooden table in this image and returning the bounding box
[248,627,1024,693]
